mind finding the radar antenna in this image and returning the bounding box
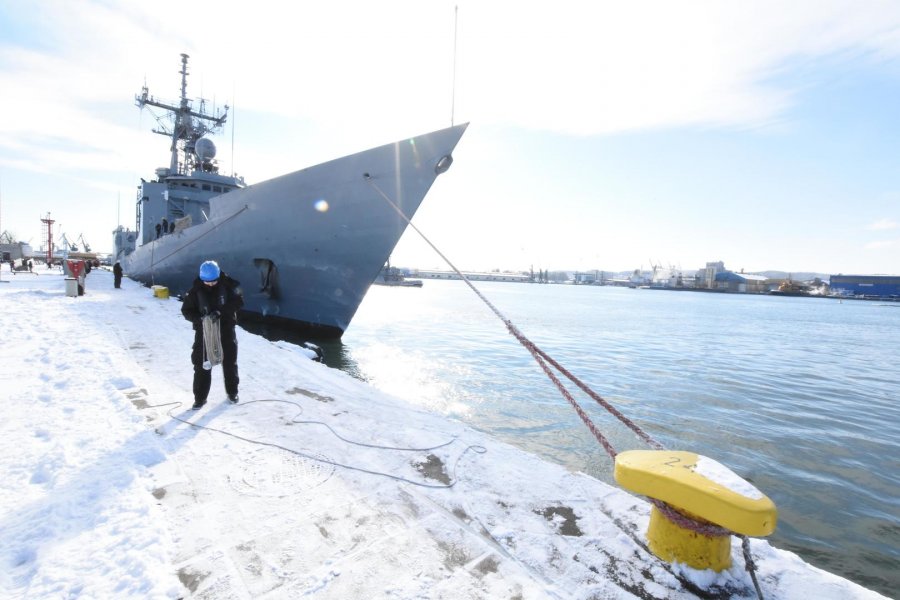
[135,53,229,176]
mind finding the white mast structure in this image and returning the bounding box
[135,53,229,176]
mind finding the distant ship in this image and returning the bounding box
[373,258,423,287]
[114,54,466,338]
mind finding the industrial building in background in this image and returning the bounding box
[828,275,900,299]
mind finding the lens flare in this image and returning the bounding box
[314,199,329,212]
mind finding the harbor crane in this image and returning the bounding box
[58,233,78,252]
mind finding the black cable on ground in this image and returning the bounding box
[146,398,485,489]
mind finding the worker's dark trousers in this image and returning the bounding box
[191,325,239,401]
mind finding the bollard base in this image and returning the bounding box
[646,505,731,571]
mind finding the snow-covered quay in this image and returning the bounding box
[0,266,887,599]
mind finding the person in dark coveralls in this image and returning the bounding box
[181,260,243,410]
[113,261,123,288]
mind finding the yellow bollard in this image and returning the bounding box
[151,285,169,299]
[614,450,777,571]
[646,504,731,571]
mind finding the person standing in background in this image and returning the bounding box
[113,261,123,289]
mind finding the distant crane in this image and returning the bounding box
[77,234,91,253]
[59,233,78,252]
[648,258,662,282]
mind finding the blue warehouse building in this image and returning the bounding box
[829,275,900,298]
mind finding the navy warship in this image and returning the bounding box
[114,54,467,337]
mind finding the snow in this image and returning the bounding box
[693,456,764,500]
[0,265,888,599]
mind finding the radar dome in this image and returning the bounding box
[195,137,217,160]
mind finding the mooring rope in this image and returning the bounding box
[366,174,765,599]
[741,535,766,600]
[365,174,657,458]
[649,499,731,538]
[202,314,224,368]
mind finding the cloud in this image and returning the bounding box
[6,0,900,143]
[868,218,898,231]
[454,0,900,134]
[864,239,898,250]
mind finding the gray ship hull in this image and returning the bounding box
[121,123,468,337]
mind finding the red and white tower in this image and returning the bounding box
[40,213,55,264]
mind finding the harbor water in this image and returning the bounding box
[311,280,898,596]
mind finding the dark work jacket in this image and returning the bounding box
[181,274,244,330]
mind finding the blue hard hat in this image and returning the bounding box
[199,260,221,282]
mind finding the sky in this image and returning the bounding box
[1,0,900,275]
[0,264,887,599]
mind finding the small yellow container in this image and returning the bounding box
[151,285,169,300]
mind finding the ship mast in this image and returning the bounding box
[135,53,229,175]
